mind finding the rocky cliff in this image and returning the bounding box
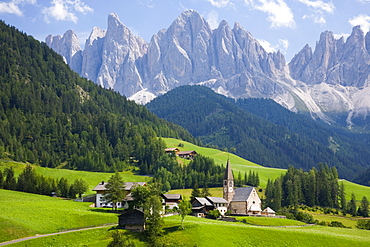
[46,10,370,129]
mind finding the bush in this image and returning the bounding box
[208,210,221,219]
[356,219,370,230]
[295,211,315,224]
[329,221,348,228]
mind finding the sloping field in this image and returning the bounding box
[0,160,150,192]
[0,189,117,243]
[9,216,370,247]
[164,138,285,188]
[163,138,370,201]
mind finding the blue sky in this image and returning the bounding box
[0,0,369,61]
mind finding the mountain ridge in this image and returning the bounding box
[46,10,370,129]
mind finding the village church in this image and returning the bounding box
[223,159,264,215]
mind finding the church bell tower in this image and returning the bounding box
[223,159,234,202]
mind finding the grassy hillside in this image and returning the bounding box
[0,160,151,193]
[164,138,370,201]
[10,216,370,247]
[164,138,285,188]
[0,189,117,243]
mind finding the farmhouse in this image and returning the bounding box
[165,147,180,154]
[92,181,146,208]
[191,196,229,217]
[223,159,265,215]
[177,150,198,159]
[118,209,145,232]
[162,193,182,209]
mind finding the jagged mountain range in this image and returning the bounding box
[46,10,370,129]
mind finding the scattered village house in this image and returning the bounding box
[92,181,147,208]
[177,150,198,159]
[191,196,229,217]
[161,194,182,210]
[118,209,145,232]
[165,147,180,154]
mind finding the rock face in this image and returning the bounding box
[46,11,370,129]
[289,26,370,126]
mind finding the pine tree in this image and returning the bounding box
[359,196,369,217]
[190,183,201,201]
[4,167,17,190]
[349,193,357,216]
[0,169,4,189]
[339,182,347,215]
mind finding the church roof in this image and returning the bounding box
[231,187,254,202]
[263,207,275,213]
[224,159,233,180]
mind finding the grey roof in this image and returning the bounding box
[224,159,233,180]
[92,181,146,191]
[162,194,182,200]
[231,187,254,202]
[206,197,229,204]
[194,197,212,206]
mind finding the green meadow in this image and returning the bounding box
[9,216,370,247]
[163,138,370,201]
[0,160,151,193]
[0,189,117,243]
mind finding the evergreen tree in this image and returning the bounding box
[4,167,17,190]
[107,230,135,247]
[349,193,357,216]
[0,170,4,189]
[359,196,369,217]
[201,185,211,197]
[190,183,201,201]
[71,178,88,199]
[339,182,347,215]
[17,165,37,193]
[104,172,126,211]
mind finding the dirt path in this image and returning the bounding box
[0,224,117,246]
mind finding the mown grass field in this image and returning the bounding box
[10,215,370,247]
[0,189,117,243]
[0,160,151,193]
[163,138,370,201]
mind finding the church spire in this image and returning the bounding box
[224,159,233,180]
[223,159,234,202]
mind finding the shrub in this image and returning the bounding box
[356,219,370,230]
[208,210,221,219]
[329,221,348,228]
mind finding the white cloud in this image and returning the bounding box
[207,10,219,29]
[303,14,326,24]
[333,33,350,40]
[279,38,288,50]
[0,0,36,16]
[298,0,334,13]
[258,39,276,52]
[349,14,370,33]
[42,0,93,23]
[258,38,289,53]
[357,0,370,2]
[245,0,295,29]
[207,0,232,8]
[299,0,334,24]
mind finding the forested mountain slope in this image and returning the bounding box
[147,85,370,180]
[0,21,196,172]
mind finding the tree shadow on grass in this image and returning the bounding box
[89,208,123,214]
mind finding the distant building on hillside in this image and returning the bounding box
[178,150,198,159]
[92,181,146,208]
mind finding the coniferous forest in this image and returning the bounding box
[0,21,196,172]
[147,85,370,181]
